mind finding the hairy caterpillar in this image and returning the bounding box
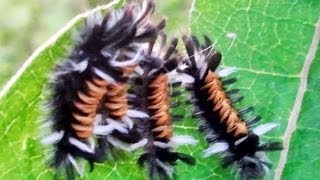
[177,35,282,179]
[41,0,164,178]
[127,34,197,180]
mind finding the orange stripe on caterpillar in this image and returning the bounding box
[202,71,248,137]
[147,74,173,140]
[102,65,137,122]
[72,113,95,125]
[77,92,99,104]
[151,125,173,139]
[71,123,94,139]
[72,76,108,138]
[105,83,128,119]
[85,80,107,98]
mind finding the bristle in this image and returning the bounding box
[163,38,178,60]
[191,35,200,50]
[41,131,64,145]
[156,19,166,31]
[226,89,240,95]
[203,35,212,49]
[253,123,278,136]
[92,68,117,84]
[68,138,94,153]
[246,116,262,126]
[207,52,221,71]
[67,154,84,177]
[222,78,237,85]
[93,125,116,135]
[122,116,134,129]
[127,109,150,118]
[231,96,244,103]
[258,142,282,151]
[172,114,184,121]
[217,67,236,77]
[176,153,196,165]
[105,118,129,134]
[238,107,253,115]
[182,36,196,66]
[169,135,198,147]
[205,133,219,142]
[203,142,229,157]
[106,136,147,152]
[170,102,180,107]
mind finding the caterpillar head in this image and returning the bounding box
[231,133,268,179]
[237,152,270,179]
[206,124,281,179]
[138,150,195,180]
[178,35,221,79]
[140,33,180,76]
[230,131,281,179]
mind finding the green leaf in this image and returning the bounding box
[0,0,319,179]
[281,45,320,178]
[188,0,320,179]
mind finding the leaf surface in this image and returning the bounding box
[0,0,319,179]
[188,0,320,179]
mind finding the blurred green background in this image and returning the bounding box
[0,0,189,89]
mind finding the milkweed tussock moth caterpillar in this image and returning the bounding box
[127,34,197,180]
[40,0,165,178]
[175,35,282,180]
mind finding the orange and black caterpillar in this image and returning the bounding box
[129,34,197,180]
[178,36,282,179]
[41,0,164,178]
[72,75,107,138]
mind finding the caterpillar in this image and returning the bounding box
[129,34,197,180]
[41,0,164,178]
[72,75,107,139]
[176,35,282,179]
